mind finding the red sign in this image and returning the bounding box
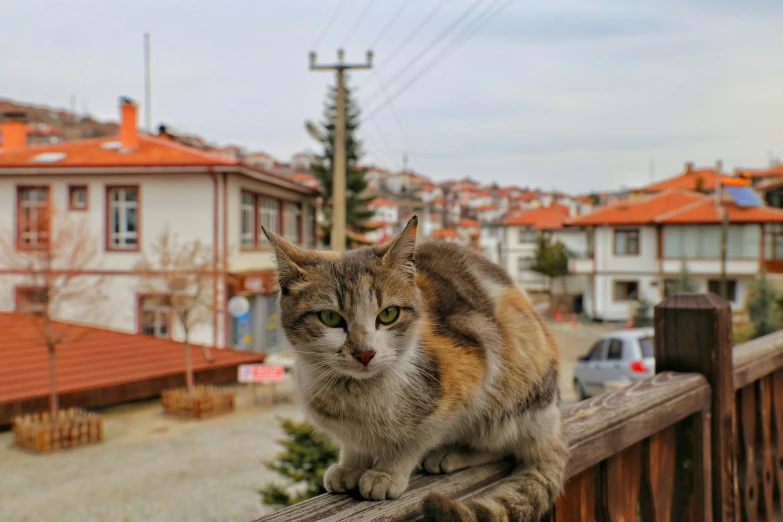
[238,364,284,383]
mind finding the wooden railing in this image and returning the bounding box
[255,293,783,522]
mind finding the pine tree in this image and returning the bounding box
[531,234,570,293]
[633,298,654,327]
[311,80,379,248]
[668,262,697,294]
[259,418,339,507]
[747,269,781,339]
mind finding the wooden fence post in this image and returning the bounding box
[654,293,735,522]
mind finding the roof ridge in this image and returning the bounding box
[653,195,714,222]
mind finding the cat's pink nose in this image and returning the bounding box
[354,351,376,366]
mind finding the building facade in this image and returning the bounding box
[0,97,319,354]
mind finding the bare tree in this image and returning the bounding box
[0,206,107,419]
[134,229,218,397]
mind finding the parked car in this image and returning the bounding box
[573,327,655,400]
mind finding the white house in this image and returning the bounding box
[501,202,588,294]
[0,97,319,354]
[567,188,783,322]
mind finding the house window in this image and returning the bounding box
[614,229,640,255]
[68,185,88,211]
[107,187,139,250]
[769,224,783,260]
[17,186,50,249]
[283,203,299,243]
[708,279,738,301]
[303,205,314,248]
[15,286,46,315]
[518,228,537,243]
[139,295,171,338]
[259,199,279,246]
[614,280,639,301]
[518,256,533,272]
[241,192,256,248]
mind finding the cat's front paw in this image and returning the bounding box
[423,448,464,474]
[358,470,409,500]
[324,464,364,493]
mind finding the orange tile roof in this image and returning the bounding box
[567,190,705,226]
[0,313,263,406]
[292,173,318,183]
[474,204,499,212]
[347,230,373,244]
[504,202,571,229]
[432,196,447,205]
[655,199,783,224]
[0,134,239,167]
[432,228,460,239]
[458,218,480,228]
[640,166,735,193]
[368,197,399,208]
[364,219,386,228]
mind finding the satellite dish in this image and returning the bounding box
[305,120,325,142]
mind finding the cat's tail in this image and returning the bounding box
[420,431,569,522]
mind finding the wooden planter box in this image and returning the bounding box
[12,408,103,453]
[161,385,236,419]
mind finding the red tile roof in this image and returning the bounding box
[368,198,399,208]
[432,228,459,239]
[504,202,571,229]
[0,313,263,405]
[640,166,734,193]
[655,199,783,224]
[364,219,386,228]
[474,204,499,212]
[567,190,705,226]
[458,218,480,228]
[0,134,239,167]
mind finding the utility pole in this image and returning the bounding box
[718,181,729,299]
[309,49,373,251]
[144,33,152,133]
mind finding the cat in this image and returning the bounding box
[262,215,568,522]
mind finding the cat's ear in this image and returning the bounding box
[379,215,418,276]
[261,226,307,291]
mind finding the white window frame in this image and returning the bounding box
[283,202,299,243]
[259,199,279,246]
[241,192,255,248]
[108,187,139,250]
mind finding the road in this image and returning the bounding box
[0,319,617,522]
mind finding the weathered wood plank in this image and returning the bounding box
[738,385,759,522]
[757,376,775,520]
[772,370,783,517]
[552,468,595,522]
[255,372,709,522]
[640,426,676,522]
[655,292,736,522]
[733,330,783,390]
[599,443,642,522]
[670,408,713,522]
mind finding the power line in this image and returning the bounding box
[364,0,515,121]
[369,0,413,50]
[362,0,489,105]
[341,0,380,48]
[372,69,411,156]
[312,0,349,50]
[360,0,447,87]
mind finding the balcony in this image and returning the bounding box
[569,257,594,274]
[660,258,759,276]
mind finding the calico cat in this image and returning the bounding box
[262,215,568,522]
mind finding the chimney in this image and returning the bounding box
[1,111,28,149]
[119,97,139,150]
[715,159,723,173]
[684,161,694,173]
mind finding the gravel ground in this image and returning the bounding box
[0,381,304,522]
[0,319,613,522]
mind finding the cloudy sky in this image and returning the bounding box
[2,0,783,193]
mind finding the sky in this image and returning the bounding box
[2,0,783,194]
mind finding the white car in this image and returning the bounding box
[573,327,655,400]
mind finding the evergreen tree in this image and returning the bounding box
[633,298,654,327]
[259,418,338,507]
[311,80,379,248]
[668,262,698,294]
[747,269,782,339]
[531,234,570,293]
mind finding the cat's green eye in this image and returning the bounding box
[377,306,400,325]
[319,310,344,328]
